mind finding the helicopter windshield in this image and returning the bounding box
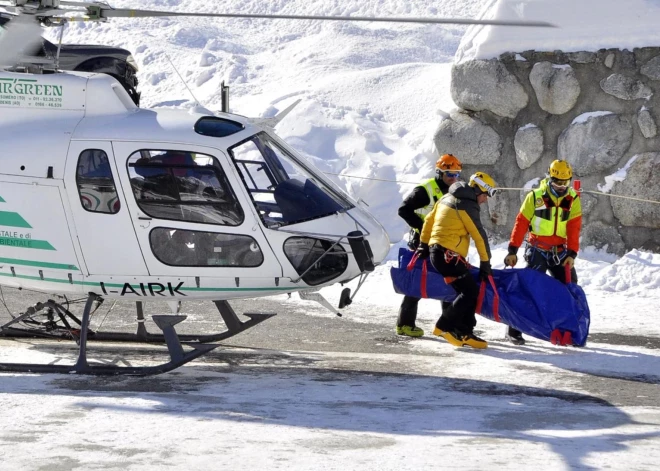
[229,133,353,228]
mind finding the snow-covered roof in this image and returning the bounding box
[456,0,660,63]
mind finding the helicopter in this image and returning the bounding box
[0,1,554,376]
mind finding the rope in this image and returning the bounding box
[496,186,660,205]
[326,174,660,206]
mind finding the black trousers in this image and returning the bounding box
[509,246,578,336]
[397,296,451,328]
[428,245,478,336]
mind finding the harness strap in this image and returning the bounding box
[476,275,500,322]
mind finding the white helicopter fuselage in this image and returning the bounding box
[0,70,389,301]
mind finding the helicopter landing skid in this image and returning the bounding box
[0,295,274,375]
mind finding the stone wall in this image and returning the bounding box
[435,48,660,254]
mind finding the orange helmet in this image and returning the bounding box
[436,154,462,173]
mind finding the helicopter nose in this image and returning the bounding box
[350,206,390,265]
[367,222,390,265]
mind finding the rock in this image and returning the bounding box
[604,53,615,68]
[637,108,658,138]
[558,113,633,175]
[566,51,596,64]
[486,193,508,227]
[433,111,502,165]
[640,55,660,80]
[514,125,544,169]
[579,191,597,217]
[600,73,653,100]
[611,153,660,228]
[529,62,581,114]
[451,60,528,119]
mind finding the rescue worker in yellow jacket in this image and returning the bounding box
[504,160,582,345]
[416,172,498,349]
[395,153,463,337]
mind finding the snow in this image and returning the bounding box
[597,155,639,192]
[456,0,660,62]
[2,0,660,469]
[571,111,614,125]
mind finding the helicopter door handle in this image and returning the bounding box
[138,215,152,221]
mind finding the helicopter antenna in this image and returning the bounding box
[164,52,202,108]
[250,99,302,130]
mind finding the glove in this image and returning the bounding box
[407,230,421,251]
[479,261,492,281]
[504,244,518,267]
[416,242,430,259]
[562,250,577,269]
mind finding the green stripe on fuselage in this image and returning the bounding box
[0,238,55,250]
[0,211,31,228]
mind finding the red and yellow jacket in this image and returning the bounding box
[509,178,582,253]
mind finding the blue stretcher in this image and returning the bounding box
[390,248,590,346]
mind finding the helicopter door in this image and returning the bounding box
[64,141,149,276]
[112,143,284,280]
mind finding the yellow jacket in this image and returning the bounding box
[420,182,491,262]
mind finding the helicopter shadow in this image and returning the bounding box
[1,348,659,470]
[470,336,660,386]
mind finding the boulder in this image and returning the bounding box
[637,108,658,138]
[558,113,633,175]
[611,153,660,228]
[451,60,528,119]
[514,125,544,169]
[529,62,580,114]
[600,73,652,100]
[640,55,660,80]
[433,112,502,165]
[580,221,626,255]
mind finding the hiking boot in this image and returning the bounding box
[396,325,424,337]
[432,326,445,337]
[506,327,525,345]
[435,330,488,349]
[461,333,488,349]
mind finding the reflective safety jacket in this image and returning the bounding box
[509,178,582,253]
[414,178,443,219]
[420,182,491,262]
[398,177,447,233]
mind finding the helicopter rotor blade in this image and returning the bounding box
[55,6,556,28]
[0,13,43,68]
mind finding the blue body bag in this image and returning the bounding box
[390,248,590,346]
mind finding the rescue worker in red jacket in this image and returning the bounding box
[395,154,463,337]
[416,172,498,349]
[504,159,582,345]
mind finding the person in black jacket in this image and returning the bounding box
[395,154,463,337]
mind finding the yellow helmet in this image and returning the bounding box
[469,172,498,197]
[549,159,573,180]
[436,154,463,172]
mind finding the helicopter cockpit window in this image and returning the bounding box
[76,149,121,214]
[127,150,244,226]
[150,228,263,267]
[229,133,353,228]
[194,117,244,138]
[283,237,348,286]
